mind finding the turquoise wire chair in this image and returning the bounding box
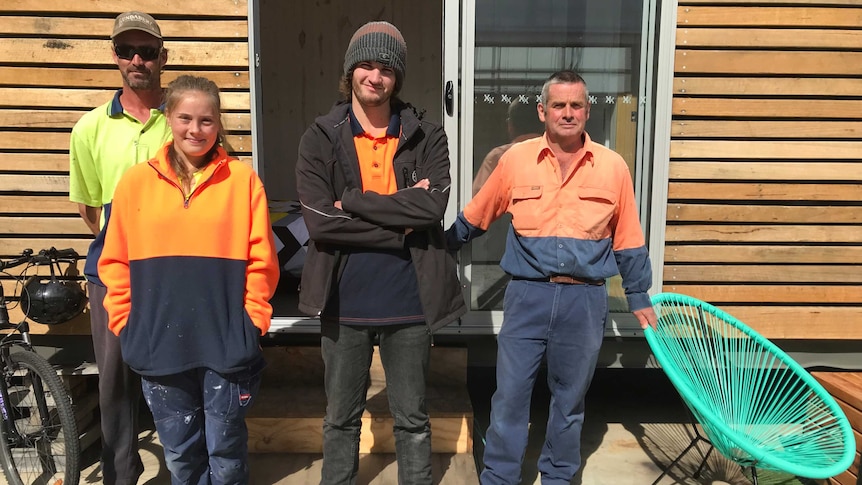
[645,292,855,484]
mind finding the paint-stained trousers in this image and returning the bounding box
[141,367,261,485]
[480,279,608,485]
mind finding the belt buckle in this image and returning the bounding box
[549,275,577,284]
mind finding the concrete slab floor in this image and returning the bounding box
[68,368,814,485]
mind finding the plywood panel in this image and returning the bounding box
[0,132,69,151]
[667,204,862,223]
[665,265,862,283]
[0,67,249,89]
[0,196,78,214]
[0,153,251,173]
[671,120,862,138]
[0,88,249,110]
[710,306,862,340]
[0,174,69,193]
[0,308,91,336]
[225,135,252,154]
[665,245,862,264]
[673,99,862,120]
[257,0,444,200]
[246,414,471,454]
[677,28,862,48]
[675,50,862,75]
[669,161,861,181]
[0,17,247,38]
[0,153,69,172]
[668,183,862,201]
[2,39,248,67]
[666,285,862,304]
[673,77,862,97]
[0,109,84,128]
[813,372,862,412]
[0,239,91,256]
[0,109,251,131]
[0,0,248,16]
[666,225,862,243]
[677,6,862,28]
[670,139,862,160]
[0,217,89,235]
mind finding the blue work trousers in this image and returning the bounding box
[320,320,432,485]
[141,367,261,485]
[480,279,607,485]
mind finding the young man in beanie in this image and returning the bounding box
[69,11,169,484]
[296,20,466,484]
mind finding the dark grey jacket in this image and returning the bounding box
[295,100,466,332]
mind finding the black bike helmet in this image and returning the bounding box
[21,276,87,325]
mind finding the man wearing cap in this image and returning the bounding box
[295,20,466,484]
[68,11,169,485]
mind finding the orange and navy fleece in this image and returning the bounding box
[99,142,279,376]
[446,132,653,311]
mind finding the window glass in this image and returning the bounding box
[469,0,649,312]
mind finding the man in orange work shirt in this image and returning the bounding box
[447,70,658,485]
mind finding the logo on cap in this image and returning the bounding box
[111,11,162,39]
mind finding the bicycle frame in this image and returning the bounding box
[0,247,83,483]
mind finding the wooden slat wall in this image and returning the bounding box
[667,0,862,339]
[0,2,250,334]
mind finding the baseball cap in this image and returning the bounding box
[111,11,162,40]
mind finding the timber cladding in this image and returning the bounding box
[0,2,251,334]
[667,0,862,339]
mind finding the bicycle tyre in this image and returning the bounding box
[0,351,79,485]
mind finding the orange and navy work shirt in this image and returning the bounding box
[447,132,653,311]
[98,142,280,376]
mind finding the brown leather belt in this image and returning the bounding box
[516,275,605,286]
[549,275,604,285]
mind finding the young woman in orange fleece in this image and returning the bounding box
[99,75,279,485]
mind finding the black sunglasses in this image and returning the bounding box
[113,44,162,61]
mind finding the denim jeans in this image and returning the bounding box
[141,367,261,485]
[480,280,607,485]
[320,320,432,485]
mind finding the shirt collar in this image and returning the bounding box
[348,106,401,138]
[108,89,166,117]
[537,131,595,165]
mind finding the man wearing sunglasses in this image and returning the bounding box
[68,11,170,485]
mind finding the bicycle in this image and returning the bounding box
[0,247,87,485]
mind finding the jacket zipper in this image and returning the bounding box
[149,159,225,209]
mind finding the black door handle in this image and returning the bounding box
[445,80,454,116]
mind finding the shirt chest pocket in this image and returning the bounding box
[510,185,543,232]
[576,187,617,237]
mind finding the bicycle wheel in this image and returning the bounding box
[0,351,79,485]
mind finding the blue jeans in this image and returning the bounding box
[320,320,432,485]
[141,367,261,485]
[480,280,607,485]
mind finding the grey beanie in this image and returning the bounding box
[343,21,407,83]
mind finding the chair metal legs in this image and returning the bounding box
[650,419,712,485]
[749,465,759,485]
